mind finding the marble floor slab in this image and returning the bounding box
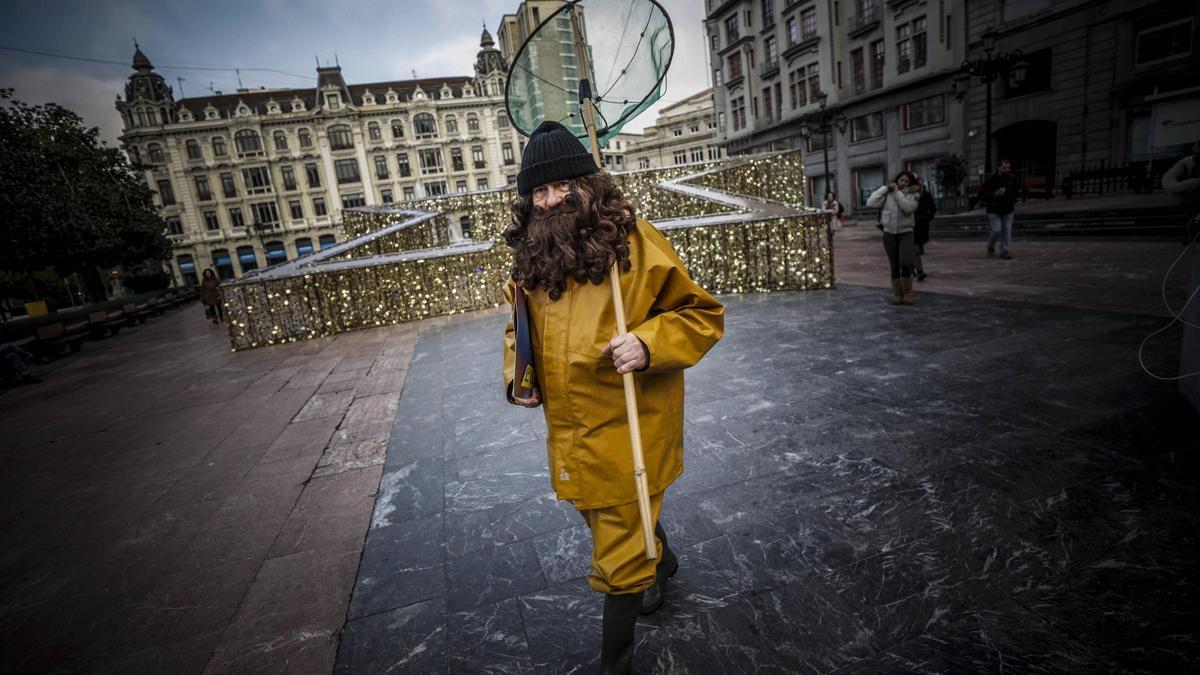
[337,285,1198,674]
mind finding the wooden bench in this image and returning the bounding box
[87,311,126,339]
[34,322,86,358]
[122,303,151,326]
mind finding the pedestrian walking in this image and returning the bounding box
[199,268,224,324]
[821,191,845,229]
[866,171,921,305]
[501,121,725,673]
[1162,139,1200,245]
[913,178,937,281]
[980,159,1022,259]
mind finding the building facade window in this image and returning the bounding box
[912,18,927,69]
[476,177,489,190]
[341,193,365,209]
[234,129,263,156]
[762,0,775,26]
[451,147,465,171]
[445,115,458,134]
[397,153,412,177]
[413,113,437,138]
[403,186,416,200]
[265,241,287,265]
[673,150,687,165]
[194,176,212,201]
[295,237,314,256]
[157,179,175,205]
[334,158,361,184]
[328,125,354,150]
[319,234,336,249]
[298,128,312,148]
[786,17,798,45]
[312,197,327,216]
[806,63,820,102]
[281,165,297,190]
[166,217,183,235]
[381,188,393,203]
[229,206,245,228]
[850,112,884,141]
[212,250,235,280]
[902,94,945,130]
[467,114,479,133]
[728,52,743,80]
[220,172,236,198]
[368,122,382,141]
[870,40,884,90]
[731,96,746,130]
[242,166,272,193]
[456,179,468,192]
[273,131,289,151]
[725,13,739,42]
[148,143,164,163]
[789,68,806,108]
[418,148,444,174]
[423,181,447,196]
[851,48,865,94]
[1134,17,1193,66]
[496,113,509,130]
[305,163,321,188]
[472,145,486,169]
[897,23,912,74]
[250,201,280,228]
[237,245,258,273]
[212,137,227,157]
[375,155,389,179]
[289,199,303,219]
[801,7,817,40]
[391,119,404,139]
[185,139,202,160]
[502,142,515,165]
[852,165,886,208]
[203,210,219,231]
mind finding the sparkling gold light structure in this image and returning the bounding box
[221,150,829,350]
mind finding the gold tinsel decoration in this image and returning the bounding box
[221,150,829,351]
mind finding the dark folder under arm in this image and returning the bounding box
[512,286,538,400]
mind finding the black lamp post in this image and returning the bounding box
[957,28,1028,171]
[799,90,847,203]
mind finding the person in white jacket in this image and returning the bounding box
[866,171,921,304]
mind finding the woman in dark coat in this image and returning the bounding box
[913,179,937,281]
[199,268,224,324]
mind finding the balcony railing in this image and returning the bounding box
[760,58,780,79]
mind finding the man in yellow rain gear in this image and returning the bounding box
[502,121,724,673]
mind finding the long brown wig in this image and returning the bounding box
[503,173,637,301]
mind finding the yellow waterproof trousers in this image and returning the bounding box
[579,492,665,594]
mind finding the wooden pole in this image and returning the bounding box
[569,4,658,561]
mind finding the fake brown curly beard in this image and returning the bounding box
[503,173,637,301]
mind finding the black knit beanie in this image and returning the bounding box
[516,121,598,196]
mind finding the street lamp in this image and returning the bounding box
[798,90,847,203]
[958,28,1029,170]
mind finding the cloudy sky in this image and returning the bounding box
[0,0,710,147]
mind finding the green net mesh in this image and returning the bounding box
[505,0,673,150]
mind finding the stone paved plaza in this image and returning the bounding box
[1,233,1196,673]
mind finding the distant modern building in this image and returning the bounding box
[497,1,586,133]
[116,30,520,286]
[705,0,964,209]
[625,89,726,170]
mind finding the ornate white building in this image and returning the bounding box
[117,30,521,285]
[625,88,726,170]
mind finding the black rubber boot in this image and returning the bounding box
[639,522,679,615]
[601,591,643,675]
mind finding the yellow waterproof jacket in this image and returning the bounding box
[503,219,724,510]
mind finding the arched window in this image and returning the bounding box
[318,234,337,249]
[127,145,141,164]
[273,131,288,152]
[413,113,437,138]
[445,115,458,134]
[391,119,404,139]
[496,112,509,130]
[298,128,312,148]
[295,237,314,256]
[368,121,382,141]
[236,245,259,273]
[185,139,202,160]
[466,114,479,134]
[234,129,262,155]
[176,254,198,286]
[265,240,287,266]
[211,249,235,280]
[328,124,354,150]
[147,143,164,163]
[212,137,227,157]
